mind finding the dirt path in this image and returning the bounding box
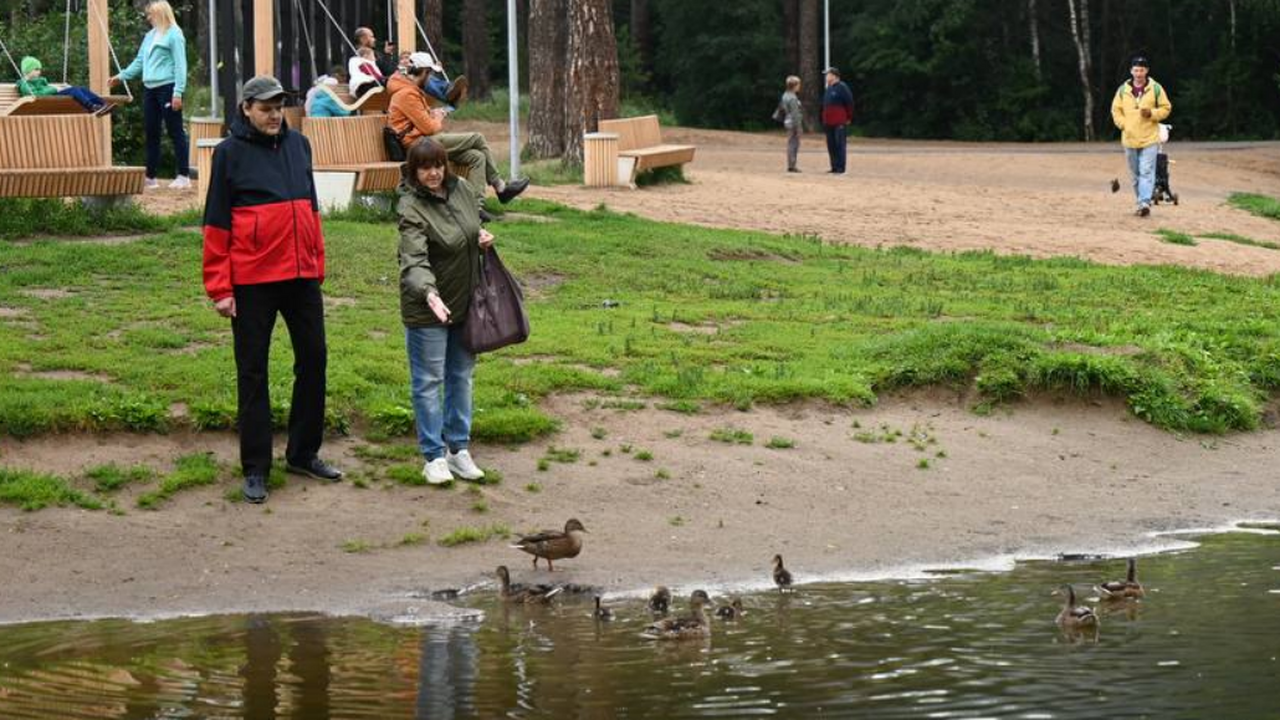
[518,126,1280,277]
[2,394,1277,624]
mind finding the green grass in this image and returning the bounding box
[1200,232,1280,251]
[398,532,427,547]
[543,446,581,464]
[524,482,542,493]
[765,436,795,449]
[1155,229,1197,246]
[85,463,156,492]
[634,449,654,461]
[438,523,511,547]
[0,198,175,241]
[136,453,221,509]
[0,468,102,511]
[1228,193,1280,222]
[341,539,374,554]
[6,199,1280,438]
[710,427,754,445]
[448,88,529,124]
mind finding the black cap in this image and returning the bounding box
[1130,55,1150,68]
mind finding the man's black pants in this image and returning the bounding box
[825,124,848,173]
[232,279,327,477]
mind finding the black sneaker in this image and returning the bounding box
[243,475,268,504]
[1138,205,1151,217]
[286,457,344,482]
[787,168,801,173]
[496,178,530,204]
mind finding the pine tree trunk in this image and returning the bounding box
[462,0,490,99]
[630,0,651,73]
[422,0,445,60]
[563,0,620,167]
[526,0,567,158]
[784,0,799,73]
[798,0,820,130]
[1066,0,1094,141]
[1027,0,1041,79]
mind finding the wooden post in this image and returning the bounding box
[398,0,416,52]
[87,0,109,95]
[255,0,275,77]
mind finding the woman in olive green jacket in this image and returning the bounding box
[398,138,494,485]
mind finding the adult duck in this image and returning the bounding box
[511,518,587,571]
[1096,558,1145,600]
[1055,584,1100,630]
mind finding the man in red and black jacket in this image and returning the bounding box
[202,75,343,504]
[821,66,855,174]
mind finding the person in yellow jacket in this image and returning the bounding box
[1110,55,1171,217]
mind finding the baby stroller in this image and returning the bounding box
[1152,123,1178,206]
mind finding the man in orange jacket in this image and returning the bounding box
[387,53,527,208]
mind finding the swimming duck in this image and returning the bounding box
[495,565,562,604]
[715,598,746,620]
[773,554,794,592]
[511,518,587,571]
[1055,584,1100,630]
[642,590,712,640]
[593,596,615,621]
[648,586,672,614]
[1096,557,1145,600]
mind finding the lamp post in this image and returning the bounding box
[823,0,830,70]
[507,0,520,177]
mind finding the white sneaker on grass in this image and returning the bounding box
[143,178,160,190]
[447,449,485,481]
[423,457,454,485]
[169,175,192,190]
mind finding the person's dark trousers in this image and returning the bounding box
[142,83,190,179]
[56,86,106,111]
[825,124,848,173]
[231,279,328,478]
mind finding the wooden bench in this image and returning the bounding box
[598,115,696,176]
[320,84,390,115]
[0,83,130,117]
[300,114,403,192]
[0,114,144,198]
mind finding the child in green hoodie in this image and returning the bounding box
[17,56,112,115]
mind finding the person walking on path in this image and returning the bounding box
[779,75,804,172]
[1110,55,1172,217]
[202,76,344,504]
[821,66,854,174]
[397,138,493,485]
[388,53,528,211]
[110,0,190,190]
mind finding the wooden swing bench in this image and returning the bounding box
[0,114,144,197]
[301,114,403,192]
[0,83,131,117]
[598,114,696,175]
[317,83,390,115]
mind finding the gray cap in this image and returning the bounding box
[241,75,287,102]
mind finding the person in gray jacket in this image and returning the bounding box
[780,76,804,172]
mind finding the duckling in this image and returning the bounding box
[642,590,712,640]
[511,518,587,571]
[648,586,672,614]
[772,554,794,592]
[495,565,562,604]
[1096,557,1145,600]
[715,598,746,620]
[1055,584,1100,630]
[593,596,615,621]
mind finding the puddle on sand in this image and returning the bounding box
[0,531,1277,719]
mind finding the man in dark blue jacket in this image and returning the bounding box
[821,66,855,174]
[202,75,343,504]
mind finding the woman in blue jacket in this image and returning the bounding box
[111,1,190,190]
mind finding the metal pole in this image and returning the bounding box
[823,0,830,70]
[507,0,519,177]
[210,0,220,117]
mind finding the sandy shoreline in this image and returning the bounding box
[2,393,1278,626]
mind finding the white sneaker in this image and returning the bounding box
[446,449,485,481]
[422,458,454,485]
[169,175,192,190]
[143,178,160,190]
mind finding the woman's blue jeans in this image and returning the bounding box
[406,324,476,461]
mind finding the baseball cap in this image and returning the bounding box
[408,52,443,72]
[824,66,841,77]
[242,75,287,102]
[1130,55,1150,68]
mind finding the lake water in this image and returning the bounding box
[0,530,1277,719]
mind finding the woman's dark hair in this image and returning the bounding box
[406,138,452,187]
